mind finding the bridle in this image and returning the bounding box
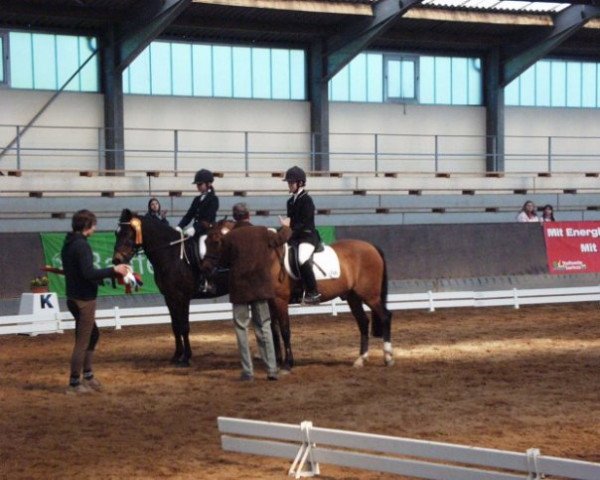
[118,217,191,261]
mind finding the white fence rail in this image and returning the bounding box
[1,285,599,336]
[217,417,600,480]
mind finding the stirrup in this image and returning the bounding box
[303,291,321,305]
[200,279,216,294]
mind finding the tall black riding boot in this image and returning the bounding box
[300,262,321,304]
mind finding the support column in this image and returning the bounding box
[309,40,329,172]
[101,29,125,172]
[484,48,504,172]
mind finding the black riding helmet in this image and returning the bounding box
[283,166,306,184]
[192,169,214,184]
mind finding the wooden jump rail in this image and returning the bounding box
[217,417,600,479]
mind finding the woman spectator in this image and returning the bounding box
[540,204,555,222]
[144,197,169,225]
[517,200,540,223]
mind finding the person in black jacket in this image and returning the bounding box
[61,209,129,394]
[282,166,321,304]
[176,169,219,239]
[144,197,169,225]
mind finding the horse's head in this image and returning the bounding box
[200,219,235,274]
[113,208,143,265]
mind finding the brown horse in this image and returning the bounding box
[201,219,394,370]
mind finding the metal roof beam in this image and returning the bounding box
[324,0,424,82]
[116,0,192,73]
[502,4,600,87]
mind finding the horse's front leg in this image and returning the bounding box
[347,294,370,368]
[273,297,293,371]
[166,296,192,367]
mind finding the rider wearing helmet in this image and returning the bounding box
[177,169,219,239]
[282,165,321,304]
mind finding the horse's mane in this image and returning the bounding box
[118,208,179,244]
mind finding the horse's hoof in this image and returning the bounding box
[384,354,395,367]
[175,359,190,368]
[279,369,291,376]
[353,357,366,368]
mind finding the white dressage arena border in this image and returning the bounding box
[1,285,600,336]
[217,417,600,480]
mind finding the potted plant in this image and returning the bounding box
[30,276,49,293]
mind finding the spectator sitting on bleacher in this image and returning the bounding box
[517,200,540,222]
[144,197,169,225]
[540,204,555,222]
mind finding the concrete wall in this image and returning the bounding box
[3,223,598,299]
[1,89,600,173]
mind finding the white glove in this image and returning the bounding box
[175,226,183,234]
[184,226,195,237]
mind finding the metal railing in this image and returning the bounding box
[1,124,600,174]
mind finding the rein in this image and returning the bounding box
[119,220,192,262]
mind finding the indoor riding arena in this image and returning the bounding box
[2,0,600,479]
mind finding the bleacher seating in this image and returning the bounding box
[1,170,599,231]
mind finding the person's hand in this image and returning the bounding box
[279,216,290,227]
[113,264,130,277]
[175,226,183,234]
[184,226,195,237]
[161,210,168,219]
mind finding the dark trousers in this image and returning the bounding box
[67,298,99,381]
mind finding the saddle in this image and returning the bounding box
[187,234,229,298]
[284,243,341,281]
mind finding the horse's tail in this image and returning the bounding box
[377,245,389,310]
[371,245,390,338]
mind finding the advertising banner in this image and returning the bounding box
[40,233,160,297]
[543,221,600,274]
[40,226,336,297]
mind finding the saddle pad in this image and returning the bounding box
[199,234,207,260]
[284,244,341,281]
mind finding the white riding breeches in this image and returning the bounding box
[298,242,315,265]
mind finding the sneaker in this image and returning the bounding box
[240,372,254,382]
[66,383,92,395]
[303,291,322,305]
[83,377,103,392]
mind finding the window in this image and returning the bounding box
[384,54,418,103]
[329,52,482,105]
[7,32,98,91]
[506,58,600,108]
[123,40,306,100]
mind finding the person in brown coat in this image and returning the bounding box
[218,202,291,381]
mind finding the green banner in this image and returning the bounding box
[40,232,160,297]
[41,226,336,298]
[317,225,335,244]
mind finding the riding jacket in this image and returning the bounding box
[218,221,291,304]
[178,188,219,237]
[61,232,115,300]
[286,189,319,246]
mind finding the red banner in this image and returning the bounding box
[544,221,600,274]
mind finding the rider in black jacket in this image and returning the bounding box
[283,166,321,304]
[177,169,219,239]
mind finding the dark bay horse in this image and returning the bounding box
[112,209,227,366]
[202,220,394,370]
